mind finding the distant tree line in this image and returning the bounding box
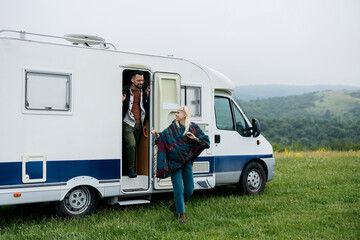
[234,91,360,151]
[236,92,360,120]
[258,118,360,152]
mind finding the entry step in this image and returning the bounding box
[122,175,148,190]
[123,188,147,192]
[116,199,151,206]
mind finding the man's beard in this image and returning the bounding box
[134,83,142,89]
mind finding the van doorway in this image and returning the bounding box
[121,69,150,192]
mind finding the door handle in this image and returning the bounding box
[215,134,220,143]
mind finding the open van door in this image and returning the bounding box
[153,72,181,190]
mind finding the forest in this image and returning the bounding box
[235,89,360,151]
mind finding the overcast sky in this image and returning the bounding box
[1,0,359,86]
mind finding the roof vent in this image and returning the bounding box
[64,34,108,48]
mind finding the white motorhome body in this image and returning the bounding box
[0,31,275,217]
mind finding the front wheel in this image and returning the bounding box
[55,186,98,218]
[238,162,266,195]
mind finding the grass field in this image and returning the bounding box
[0,151,359,239]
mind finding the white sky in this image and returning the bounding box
[1,0,359,86]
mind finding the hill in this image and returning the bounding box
[233,85,360,101]
[236,89,360,120]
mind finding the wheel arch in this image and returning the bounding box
[240,158,268,182]
[60,176,104,201]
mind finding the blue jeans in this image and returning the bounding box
[170,161,194,214]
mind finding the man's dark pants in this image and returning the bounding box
[123,122,142,170]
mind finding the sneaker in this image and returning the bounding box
[128,168,137,178]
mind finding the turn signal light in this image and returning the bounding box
[14,193,21,197]
[257,140,261,145]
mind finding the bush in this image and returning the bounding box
[272,142,286,152]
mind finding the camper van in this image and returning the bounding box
[0,30,275,218]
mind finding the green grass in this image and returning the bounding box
[0,152,359,239]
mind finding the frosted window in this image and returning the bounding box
[25,71,71,111]
[181,86,201,117]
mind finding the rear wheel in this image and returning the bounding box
[238,162,266,195]
[55,186,98,218]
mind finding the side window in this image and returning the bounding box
[180,86,201,117]
[214,97,234,130]
[25,71,71,111]
[232,101,248,137]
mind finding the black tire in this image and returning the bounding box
[55,186,99,218]
[238,162,266,195]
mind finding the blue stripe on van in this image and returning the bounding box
[0,159,120,186]
[214,154,273,173]
[0,155,272,186]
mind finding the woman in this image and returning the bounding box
[151,106,210,224]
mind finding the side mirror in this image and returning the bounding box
[252,118,261,137]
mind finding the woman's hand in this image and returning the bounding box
[151,130,159,138]
[186,132,199,142]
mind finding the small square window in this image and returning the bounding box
[25,71,71,111]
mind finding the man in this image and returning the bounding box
[122,70,150,178]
